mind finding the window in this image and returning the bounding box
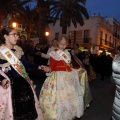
[68,31,72,44]
[109,36,111,42]
[76,30,82,43]
[84,30,90,43]
[68,31,76,44]
[105,34,107,40]
[55,33,59,40]
[100,31,103,39]
[100,31,103,44]
[105,34,107,45]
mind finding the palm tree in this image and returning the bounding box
[50,0,89,34]
[35,0,50,43]
[14,5,38,40]
[0,0,30,27]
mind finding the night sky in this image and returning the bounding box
[30,0,120,21]
[86,0,120,20]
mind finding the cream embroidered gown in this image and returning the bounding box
[39,49,84,120]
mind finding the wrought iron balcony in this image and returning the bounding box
[100,39,114,48]
[76,38,91,44]
[68,38,91,44]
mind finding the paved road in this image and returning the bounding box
[81,76,115,120]
[33,74,115,120]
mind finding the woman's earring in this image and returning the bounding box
[5,39,8,44]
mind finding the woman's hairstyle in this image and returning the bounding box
[74,43,79,47]
[52,38,58,42]
[35,43,40,48]
[58,34,68,42]
[20,35,26,40]
[0,33,4,45]
[1,27,14,36]
[0,27,15,45]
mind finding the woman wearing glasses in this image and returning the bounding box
[0,27,50,120]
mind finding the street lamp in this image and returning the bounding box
[45,31,49,37]
[12,22,17,28]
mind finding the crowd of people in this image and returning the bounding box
[71,45,113,81]
[17,35,113,82]
[0,26,118,120]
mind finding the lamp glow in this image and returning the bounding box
[12,22,17,28]
[45,32,49,36]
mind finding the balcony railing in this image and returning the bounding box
[69,38,91,44]
[77,38,91,44]
[100,39,114,48]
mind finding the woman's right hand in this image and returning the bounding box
[36,52,41,56]
[39,65,51,73]
[1,79,9,89]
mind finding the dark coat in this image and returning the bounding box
[112,54,120,120]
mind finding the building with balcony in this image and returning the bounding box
[48,15,120,55]
[105,17,120,50]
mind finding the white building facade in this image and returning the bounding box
[48,15,120,55]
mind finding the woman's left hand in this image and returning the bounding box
[39,65,51,72]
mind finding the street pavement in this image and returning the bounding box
[81,75,115,120]
[33,74,115,120]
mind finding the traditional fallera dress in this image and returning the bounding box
[82,57,96,81]
[40,49,85,120]
[0,69,13,120]
[0,45,43,120]
[70,51,92,109]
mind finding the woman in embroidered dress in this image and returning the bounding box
[83,53,96,81]
[70,49,92,110]
[39,34,84,120]
[0,27,49,120]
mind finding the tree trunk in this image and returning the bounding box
[26,25,31,40]
[39,11,46,43]
[37,0,49,43]
[62,24,67,34]
[61,10,67,34]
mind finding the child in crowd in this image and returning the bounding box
[39,34,85,120]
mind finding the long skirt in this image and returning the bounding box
[11,76,38,120]
[40,69,84,120]
[0,70,43,120]
[77,68,92,109]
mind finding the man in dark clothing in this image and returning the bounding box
[99,51,108,81]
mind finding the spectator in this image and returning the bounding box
[17,35,26,51]
[33,43,48,65]
[99,50,108,80]
[41,39,58,65]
